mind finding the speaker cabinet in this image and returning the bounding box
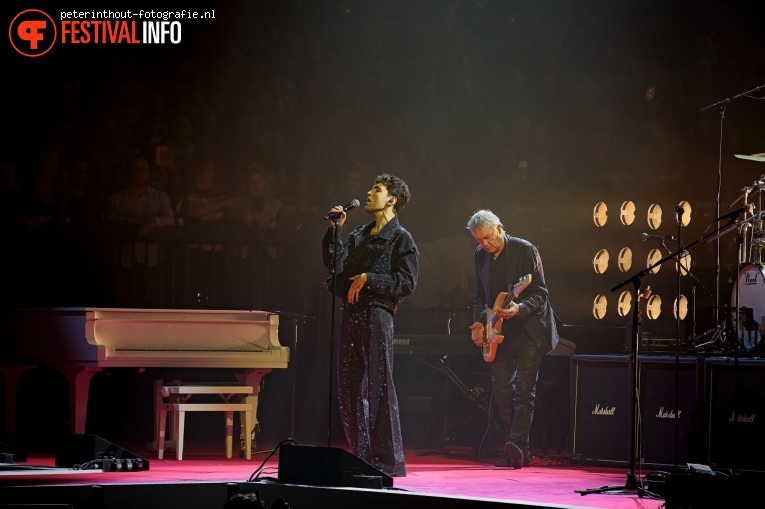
[571,354,700,467]
[638,356,701,466]
[705,357,765,470]
[277,443,392,488]
[570,355,631,465]
[55,433,149,470]
[393,355,449,451]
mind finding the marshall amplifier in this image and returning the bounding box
[571,354,701,467]
[570,355,631,466]
[704,357,765,470]
[637,356,702,466]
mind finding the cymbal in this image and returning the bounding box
[735,153,765,162]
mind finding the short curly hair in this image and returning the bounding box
[375,173,411,212]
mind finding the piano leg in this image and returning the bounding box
[0,364,37,441]
[238,368,271,453]
[225,411,233,459]
[176,410,186,460]
[243,406,252,460]
[157,403,167,459]
[59,366,102,434]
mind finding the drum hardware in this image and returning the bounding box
[688,323,733,353]
[730,264,765,352]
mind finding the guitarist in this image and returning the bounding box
[467,209,559,469]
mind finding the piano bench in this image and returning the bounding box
[157,384,254,461]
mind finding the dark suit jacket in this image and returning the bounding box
[472,234,559,355]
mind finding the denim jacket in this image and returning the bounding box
[322,216,418,315]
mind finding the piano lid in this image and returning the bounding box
[85,308,281,352]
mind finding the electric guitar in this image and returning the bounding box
[482,274,532,363]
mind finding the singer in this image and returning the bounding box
[321,173,418,477]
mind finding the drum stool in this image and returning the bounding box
[156,383,254,460]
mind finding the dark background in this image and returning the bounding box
[2,1,765,455]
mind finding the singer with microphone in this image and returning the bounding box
[321,173,419,478]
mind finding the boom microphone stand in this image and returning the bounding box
[700,84,765,334]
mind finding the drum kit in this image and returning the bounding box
[723,156,764,352]
[691,160,764,354]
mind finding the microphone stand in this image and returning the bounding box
[700,84,765,336]
[327,217,341,447]
[577,218,738,497]
[673,206,683,469]
[254,308,315,442]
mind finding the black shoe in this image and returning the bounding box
[503,442,525,469]
[495,456,513,468]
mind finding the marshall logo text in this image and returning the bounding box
[656,407,681,419]
[729,411,756,423]
[592,404,616,416]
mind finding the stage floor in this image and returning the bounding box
[0,441,682,509]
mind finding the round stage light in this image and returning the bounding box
[646,294,662,320]
[676,250,692,276]
[593,202,608,227]
[593,294,608,319]
[617,247,633,272]
[593,249,610,274]
[674,295,688,320]
[647,203,662,230]
[617,290,632,317]
[647,248,662,274]
[620,201,636,226]
[676,200,692,226]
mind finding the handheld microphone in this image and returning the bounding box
[324,199,361,220]
[641,232,676,243]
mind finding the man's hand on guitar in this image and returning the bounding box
[495,302,520,320]
[469,322,485,346]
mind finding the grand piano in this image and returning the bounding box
[1,307,289,443]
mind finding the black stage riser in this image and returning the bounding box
[0,482,558,509]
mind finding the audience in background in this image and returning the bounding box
[2,0,761,316]
[104,154,175,307]
[174,158,238,307]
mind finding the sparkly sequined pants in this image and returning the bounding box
[492,330,543,453]
[337,303,406,475]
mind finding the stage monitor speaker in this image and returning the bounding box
[55,433,149,471]
[277,443,392,488]
[0,441,27,462]
[705,357,765,470]
[661,469,765,509]
[570,355,631,466]
[638,356,701,466]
